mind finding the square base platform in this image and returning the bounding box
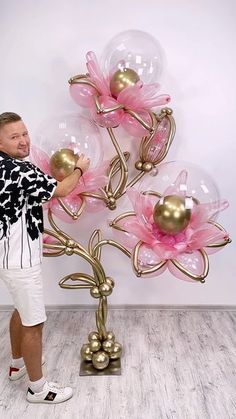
[80,358,121,376]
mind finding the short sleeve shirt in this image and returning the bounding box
[0,151,57,269]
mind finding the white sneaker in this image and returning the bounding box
[9,356,45,381]
[26,381,73,404]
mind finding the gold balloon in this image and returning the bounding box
[106,331,115,341]
[110,68,140,98]
[92,351,110,370]
[89,339,102,352]
[90,286,101,298]
[88,331,100,342]
[110,342,122,360]
[81,343,93,361]
[105,277,115,288]
[153,195,191,235]
[49,148,77,181]
[99,283,112,296]
[102,339,115,354]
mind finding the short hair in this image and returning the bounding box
[0,112,22,130]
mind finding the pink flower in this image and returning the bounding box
[70,51,170,132]
[111,171,230,282]
[30,145,108,222]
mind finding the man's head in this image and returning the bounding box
[0,112,30,160]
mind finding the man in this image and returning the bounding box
[0,112,90,404]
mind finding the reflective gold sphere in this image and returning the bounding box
[92,351,110,370]
[135,161,143,171]
[81,343,93,361]
[90,286,101,299]
[106,331,115,341]
[142,162,153,172]
[89,339,102,352]
[110,68,140,98]
[105,277,115,288]
[102,339,115,354]
[88,331,100,342]
[50,148,77,181]
[153,195,191,235]
[110,342,122,360]
[99,283,112,296]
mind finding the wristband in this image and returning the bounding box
[74,166,83,177]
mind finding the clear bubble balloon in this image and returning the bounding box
[101,30,163,84]
[137,160,221,218]
[36,113,103,168]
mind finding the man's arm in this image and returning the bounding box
[53,154,90,198]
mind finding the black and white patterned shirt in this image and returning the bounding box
[0,151,57,269]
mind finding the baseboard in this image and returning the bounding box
[0,304,236,311]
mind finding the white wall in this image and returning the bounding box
[1,0,235,306]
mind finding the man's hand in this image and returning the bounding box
[53,154,90,198]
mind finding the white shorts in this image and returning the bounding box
[0,264,47,326]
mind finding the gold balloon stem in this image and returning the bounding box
[43,211,121,369]
[120,170,146,198]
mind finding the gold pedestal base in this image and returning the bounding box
[80,359,121,376]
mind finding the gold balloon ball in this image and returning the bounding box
[110,342,122,360]
[135,161,143,171]
[142,162,153,172]
[92,351,110,370]
[88,331,100,342]
[89,339,102,352]
[106,331,115,341]
[81,343,93,361]
[102,339,115,354]
[153,195,191,235]
[90,286,101,299]
[105,277,115,288]
[99,283,112,296]
[50,148,77,181]
[110,68,140,98]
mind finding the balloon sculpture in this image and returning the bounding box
[31,30,231,373]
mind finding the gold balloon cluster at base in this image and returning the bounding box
[81,330,122,370]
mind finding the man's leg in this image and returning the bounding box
[10,309,22,358]
[9,309,44,381]
[21,323,44,381]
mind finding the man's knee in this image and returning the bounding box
[22,322,44,337]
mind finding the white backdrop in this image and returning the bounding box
[0,0,235,306]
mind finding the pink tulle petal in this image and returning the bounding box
[126,188,154,225]
[30,145,51,175]
[72,162,109,195]
[117,82,171,111]
[189,223,229,249]
[86,51,110,96]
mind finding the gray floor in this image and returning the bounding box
[0,309,235,419]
